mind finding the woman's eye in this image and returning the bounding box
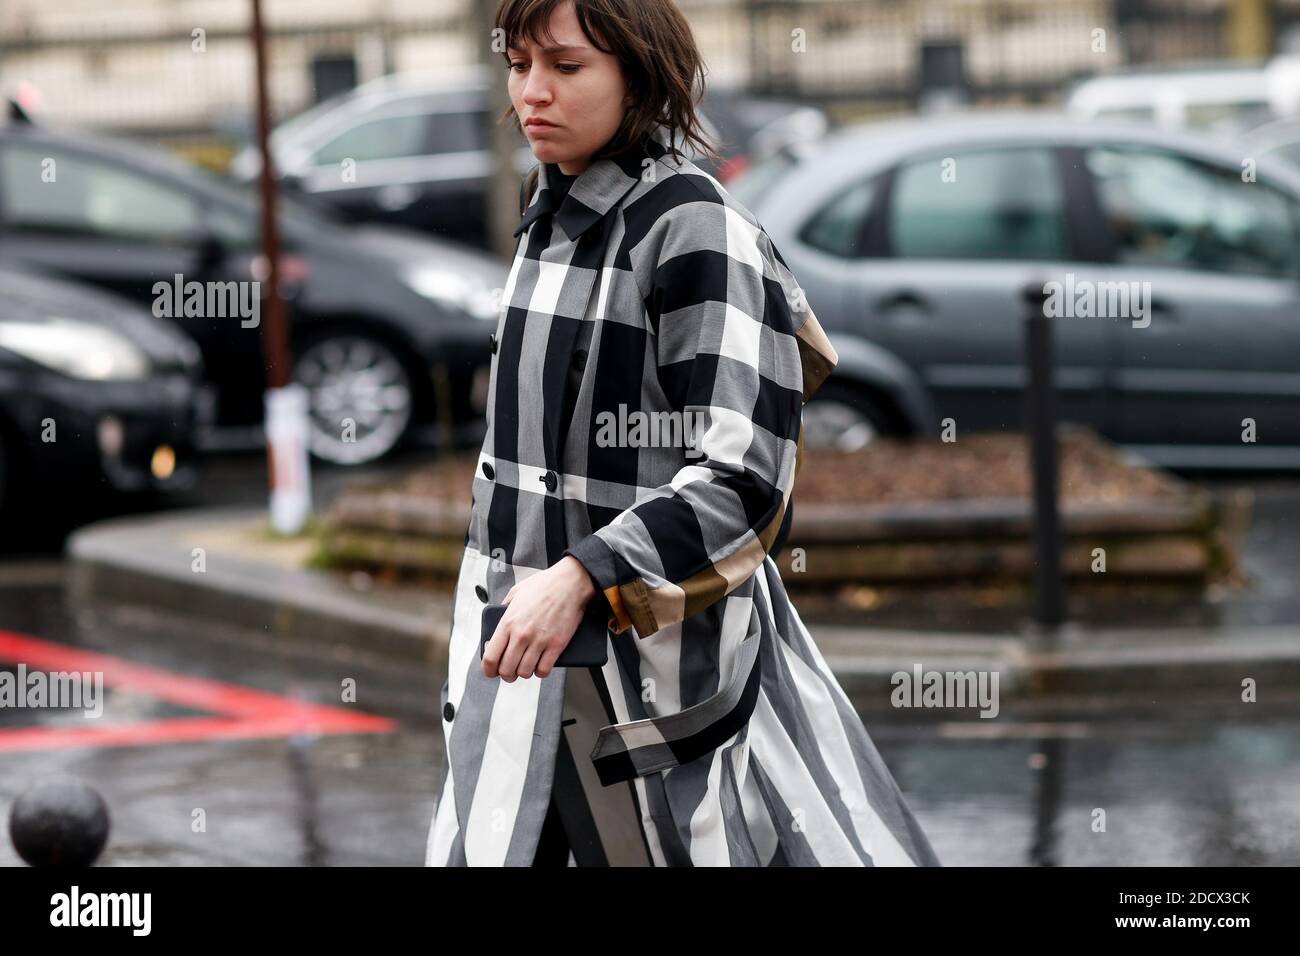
[508,61,527,72]
[558,63,581,74]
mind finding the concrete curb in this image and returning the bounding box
[67,508,450,670]
[66,508,1300,705]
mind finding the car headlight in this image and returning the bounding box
[404,268,501,321]
[0,318,151,381]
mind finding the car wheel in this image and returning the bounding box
[802,383,898,452]
[292,332,415,465]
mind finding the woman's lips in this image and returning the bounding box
[525,120,559,132]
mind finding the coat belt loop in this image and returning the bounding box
[589,631,764,787]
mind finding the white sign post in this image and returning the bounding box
[265,383,312,535]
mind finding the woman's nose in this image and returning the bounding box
[522,72,552,106]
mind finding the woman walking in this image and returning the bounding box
[426,0,941,867]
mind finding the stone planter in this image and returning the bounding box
[313,427,1248,591]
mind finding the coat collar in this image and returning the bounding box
[513,123,679,240]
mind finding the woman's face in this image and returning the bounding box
[506,0,630,176]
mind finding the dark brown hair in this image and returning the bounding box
[494,0,721,208]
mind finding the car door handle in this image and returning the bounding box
[1149,298,1176,319]
[876,290,932,321]
[1130,297,1177,327]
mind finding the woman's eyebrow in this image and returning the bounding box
[509,42,591,54]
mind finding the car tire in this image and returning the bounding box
[801,382,900,452]
[292,331,416,466]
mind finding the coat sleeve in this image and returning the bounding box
[563,190,838,638]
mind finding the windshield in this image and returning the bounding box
[1263,140,1300,168]
[99,136,345,234]
[271,91,357,145]
[187,163,343,229]
[728,148,799,208]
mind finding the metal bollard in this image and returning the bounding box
[1022,281,1067,636]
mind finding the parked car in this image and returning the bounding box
[229,68,828,249]
[1241,115,1300,170]
[0,265,205,513]
[0,108,502,465]
[731,112,1300,469]
[1064,57,1300,135]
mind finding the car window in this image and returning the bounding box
[206,202,258,248]
[888,146,1068,260]
[312,112,433,166]
[427,110,485,154]
[1085,145,1300,278]
[798,175,878,257]
[1261,140,1300,169]
[185,163,342,233]
[1094,106,1157,124]
[1,143,200,242]
[1184,101,1273,132]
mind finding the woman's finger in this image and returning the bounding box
[534,642,565,680]
[481,618,510,679]
[517,639,547,680]
[497,625,531,682]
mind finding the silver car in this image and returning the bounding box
[733,112,1300,469]
[1242,115,1300,171]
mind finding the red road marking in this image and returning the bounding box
[0,629,396,752]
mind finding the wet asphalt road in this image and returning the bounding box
[2,453,1299,865]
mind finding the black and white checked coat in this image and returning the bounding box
[426,123,940,866]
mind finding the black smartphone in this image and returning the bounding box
[479,601,610,668]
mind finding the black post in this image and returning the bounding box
[1022,282,1066,633]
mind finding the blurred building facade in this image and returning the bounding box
[2,0,1300,140]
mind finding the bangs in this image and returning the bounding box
[496,0,614,55]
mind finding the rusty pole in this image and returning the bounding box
[250,0,289,390]
[251,0,311,534]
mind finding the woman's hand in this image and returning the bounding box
[482,555,597,682]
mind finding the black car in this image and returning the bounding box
[0,108,502,465]
[229,70,828,250]
[0,266,204,514]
